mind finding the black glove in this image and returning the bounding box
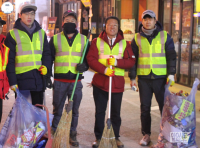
[45,76,53,89]
[76,63,88,73]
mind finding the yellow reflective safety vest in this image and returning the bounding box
[10,29,45,74]
[53,32,86,74]
[96,37,127,76]
[135,31,167,75]
[0,44,9,72]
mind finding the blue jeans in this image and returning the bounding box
[52,80,83,132]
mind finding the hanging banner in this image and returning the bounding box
[81,0,91,7]
[47,17,57,38]
[196,0,200,12]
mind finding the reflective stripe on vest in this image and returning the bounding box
[135,31,167,75]
[96,37,126,76]
[10,29,44,74]
[54,32,86,74]
[0,45,10,72]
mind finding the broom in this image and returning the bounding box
[99,63,118,148]
[52,30,91,148]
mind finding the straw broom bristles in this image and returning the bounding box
[99,123,117,148]
[52,110,72,148]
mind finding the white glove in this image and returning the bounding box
[130,79,138,92]
[167,75,175,86]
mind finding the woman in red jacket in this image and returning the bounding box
[87,16,135,148]
[0,17,9,123]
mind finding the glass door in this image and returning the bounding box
[179,0,193,85]
[171,0,181,82]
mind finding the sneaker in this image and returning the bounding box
[116,138,124,148]
[140,134,151,146]
[92,139,100,148]
[70,131,79,147]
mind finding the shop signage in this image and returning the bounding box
[196,0,200,12]
[81,0,91,7]
[121,19,135,42]
[1,2,13,14]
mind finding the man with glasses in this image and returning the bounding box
[87,16,135,148]
[5,3,51,107]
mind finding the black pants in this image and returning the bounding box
[30,91,44,107]
[138,78,166,136]
[93,85,123,140]
[15,90,44,109]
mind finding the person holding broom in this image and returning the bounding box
[5,3,51,107]
[87,16,135,148]
[49,10,89,147]
[129,10,176,146]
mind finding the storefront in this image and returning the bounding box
[162,0,200,89]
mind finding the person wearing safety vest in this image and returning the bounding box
[87,16,135,148]
[5,3,51,107]
[129,10,176,146]
[49,10,89,147]
[0,17,9,123]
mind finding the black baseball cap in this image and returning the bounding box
[63,10,77,20]
[0,17,6,25]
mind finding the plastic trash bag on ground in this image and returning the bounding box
[154,78,199,148]
[0,89,53,148]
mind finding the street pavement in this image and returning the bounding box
[0,71,200,148]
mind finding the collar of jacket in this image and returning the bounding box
[98,29,125,48]
[63,29,78,40]
[138,21,163,38]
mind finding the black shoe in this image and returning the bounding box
[70,131,79,147]
[92,139,100,148]
[116,138,124,148]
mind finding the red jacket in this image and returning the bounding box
[0,34,10,100]
[87,30,135,93]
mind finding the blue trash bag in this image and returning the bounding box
[0,89,53,148]
[153,78,199,148]
[35,140,47,148]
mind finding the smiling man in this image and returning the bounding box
[5,3,51,107]
[129,10,176,146]
[87,16,135,148]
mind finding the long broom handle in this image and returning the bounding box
[108,40,113,119]
[69,30,91,101]
[108,65,112,119]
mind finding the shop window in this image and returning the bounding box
[163,0,171,33]
[191,0,200,88]
[171,0,181,82]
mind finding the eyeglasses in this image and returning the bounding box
[24,12,35,16]
[106,24,118,28]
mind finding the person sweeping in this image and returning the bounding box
[86,16,135,148]
[49,10,89,147]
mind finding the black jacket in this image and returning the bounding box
[5,18,51,91]
[49,29,89,80]
[129,21,176,80]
